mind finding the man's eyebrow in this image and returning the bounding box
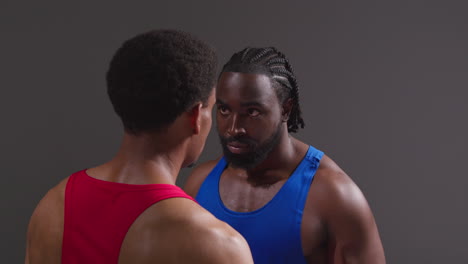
[240,101,265,107]
[216,99,226,105]
[216,99,266,108]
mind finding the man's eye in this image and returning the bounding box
[218,106,230,115]
[248,108,260,117]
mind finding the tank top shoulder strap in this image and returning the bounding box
[212,158,228,178]
[284,145,324,212]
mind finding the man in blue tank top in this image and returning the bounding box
[184,47,386,264]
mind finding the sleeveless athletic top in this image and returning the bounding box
[196,146,324,264]
[62,170,194,264]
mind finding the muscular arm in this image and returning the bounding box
[305,156,385,264]
[323,170,385,264]
[25,180,66,264]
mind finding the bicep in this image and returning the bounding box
[326,177,385,263]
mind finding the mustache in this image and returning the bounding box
[220,135,257,147]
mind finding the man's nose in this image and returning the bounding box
[227,114,246,137]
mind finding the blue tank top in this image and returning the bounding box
[196,146,324,264]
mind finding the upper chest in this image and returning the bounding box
[216,168,328,257]
[218,170,287,212]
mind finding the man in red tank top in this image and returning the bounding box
[25,29,253,264]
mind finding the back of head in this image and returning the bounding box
[221,47,304,133]
[107,29,218,134]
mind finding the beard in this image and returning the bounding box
[219,123,282,170]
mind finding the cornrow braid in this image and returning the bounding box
[250,48,276,63]
[221,47,305,133]
[266,57,288,67]
[240,47,252,61]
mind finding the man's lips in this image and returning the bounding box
[226,141,250,154]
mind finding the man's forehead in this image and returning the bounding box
[219,71,271,84]
[216,72,276,100]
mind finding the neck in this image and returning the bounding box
[91,131,188,185]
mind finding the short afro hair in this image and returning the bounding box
[107,29,218,134]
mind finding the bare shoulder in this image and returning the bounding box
[28,177,68,238]
[179,203,253,263]
[121,198,253,264]
[183,156,221,198]
[308,154,386,263]
[311,154,373,220]
[26,177,69,264]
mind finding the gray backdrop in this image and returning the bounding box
[1,0,467,263]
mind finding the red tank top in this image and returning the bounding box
[61,170,195,264]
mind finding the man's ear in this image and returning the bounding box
[189,103,203,135]
[281,98,293,122]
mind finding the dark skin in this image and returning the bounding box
[185,72,386,264]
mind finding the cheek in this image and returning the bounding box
[216,113,226,131]
[247,118,279,138]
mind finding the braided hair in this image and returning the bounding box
[221,47,304,133]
